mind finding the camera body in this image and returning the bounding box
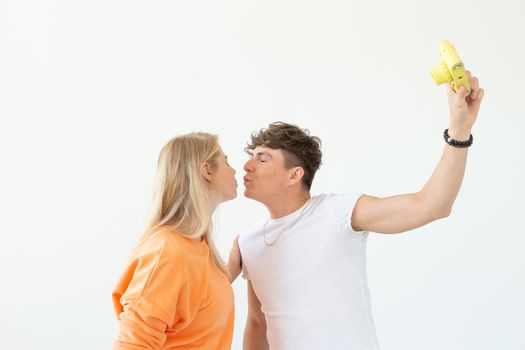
[430,41,471,96]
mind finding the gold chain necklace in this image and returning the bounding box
[263,198,311,246]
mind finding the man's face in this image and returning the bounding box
[243,146,290,203]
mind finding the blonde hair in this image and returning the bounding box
[146,132,228,275]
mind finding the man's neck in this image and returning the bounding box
[266,191,311,219]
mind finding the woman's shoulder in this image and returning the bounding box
[117,230,199,309]
[135,228,177,254]
[132,227,208,264]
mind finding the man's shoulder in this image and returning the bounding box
[311,192,364,207]
[238,218,267,241]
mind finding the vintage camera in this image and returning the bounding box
[430,40,471,96]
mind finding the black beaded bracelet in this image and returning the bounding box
[443,128,473,148]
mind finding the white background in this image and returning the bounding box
[1,0,524,349]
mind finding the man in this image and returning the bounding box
[238,72,484,349]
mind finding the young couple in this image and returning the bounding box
[112,72,484,350]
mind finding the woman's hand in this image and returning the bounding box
[227,235,242,283]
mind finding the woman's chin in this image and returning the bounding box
[221,191,238,203]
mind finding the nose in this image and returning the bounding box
[243,158,255,172]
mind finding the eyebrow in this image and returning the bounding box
[255,151,272,158]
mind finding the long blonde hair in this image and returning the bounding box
[146,132,228,275]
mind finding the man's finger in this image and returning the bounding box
[469,76,479,99]
[457,85,468,99]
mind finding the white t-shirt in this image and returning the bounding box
[239,193,380,350]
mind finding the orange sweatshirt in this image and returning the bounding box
[112,228,234,350]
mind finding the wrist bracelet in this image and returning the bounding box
[443,128,473,148]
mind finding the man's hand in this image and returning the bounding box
[447,71,484,140]
[227,235,242,283]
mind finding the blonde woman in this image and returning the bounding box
[112,132,241,350]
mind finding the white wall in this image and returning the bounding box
[1,0,524,349]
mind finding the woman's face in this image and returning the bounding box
[210,147,238,202]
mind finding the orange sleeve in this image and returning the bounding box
[113,237,189,349]
[114,298,172,349]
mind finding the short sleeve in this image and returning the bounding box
[325,193,366,234]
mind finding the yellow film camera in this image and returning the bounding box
[430,40,471,95]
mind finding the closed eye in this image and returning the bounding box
[254,151,271,163]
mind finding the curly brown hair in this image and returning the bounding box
[245,122,322,190]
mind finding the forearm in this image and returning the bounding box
[243,318,270,350]
[227,236,241,284]
[243,324,269,350]
[227,265,239,284]
[420,125,472,217]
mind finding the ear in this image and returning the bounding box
[288,166,304,186]
[202,162,213,183]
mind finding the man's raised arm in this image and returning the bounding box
[352,72,484,234]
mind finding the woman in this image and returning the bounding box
[112,132,242,350]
